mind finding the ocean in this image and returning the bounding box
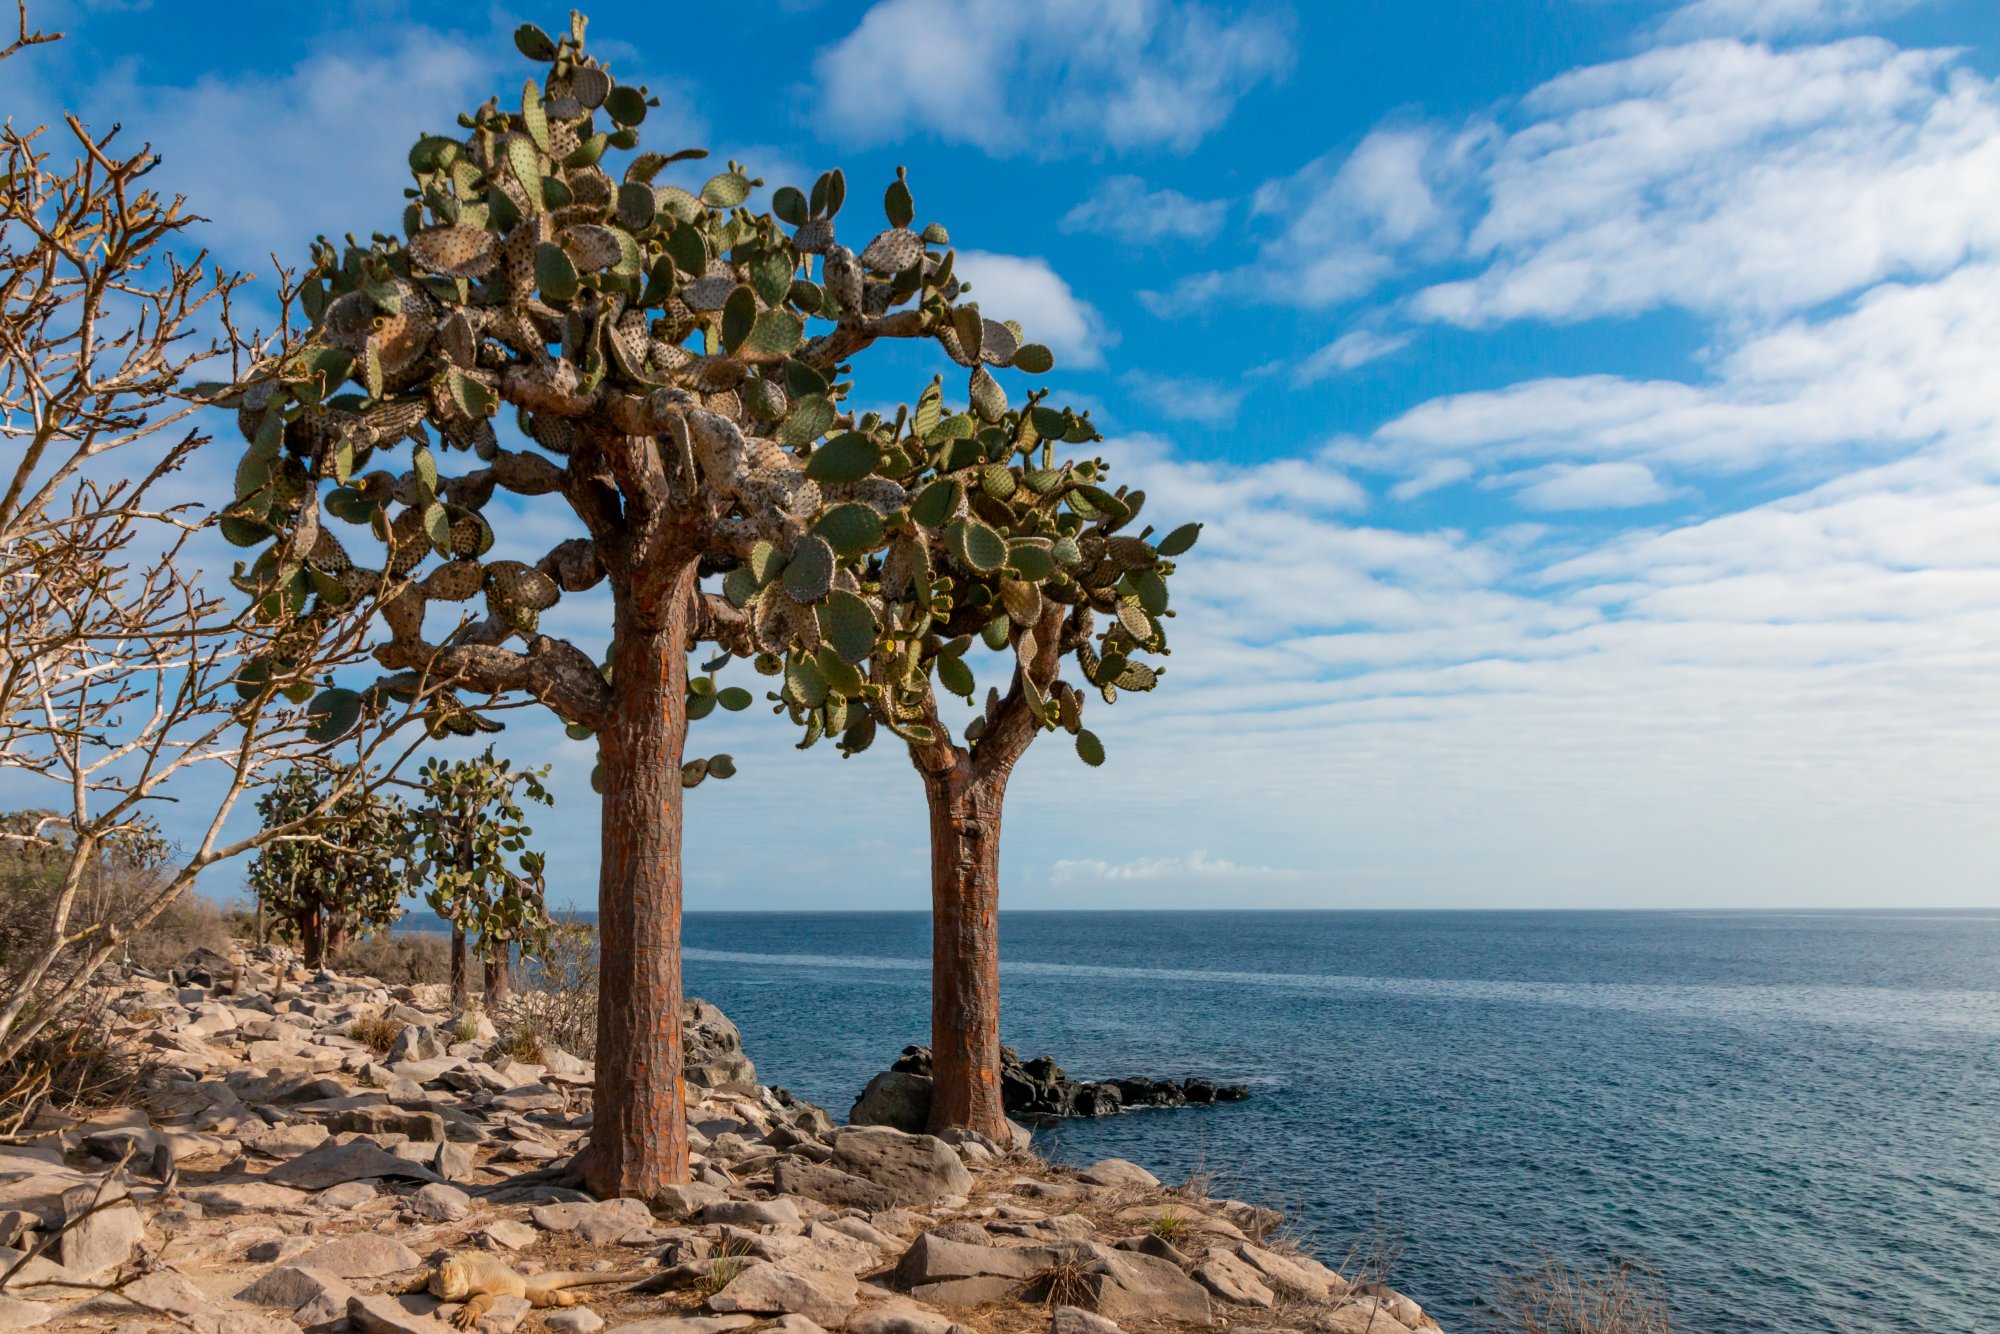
[660,910,2000,1333]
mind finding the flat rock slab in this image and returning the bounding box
[530,1197,656,1238]
[350,1292,453,1334]
[773,1159,895,1214]
[267,1140,444,1189]
[608,1318,757,1334]
[294,1234,422,1278]
[707,1262,859,1327]
[846,1299,972,1334]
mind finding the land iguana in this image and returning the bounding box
[402,1251,645,1328]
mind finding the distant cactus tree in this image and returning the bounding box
[246,770,414,969]
[220,12,1071,1195]
[816,378,1200,1139]
[409,748,553,1011]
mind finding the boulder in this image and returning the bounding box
[606,1319,755,1334]
[829,1128,972,1206]
[846,1299,970,1334]
[683,999,755,1088]
[1193,1250,1275,1308]
[479,1219,537,1250]
[545,1312,604,1334]
[472,1294,531,1334]
[56,1186,144,1276]
[407,1182,471,1222]
[772,1159,897,1214]
[651,1182,728,1219]
[699,1198,801,1231]
[848,1073,932,1133]
[1234,1242,1348,1301]
[266,1140,444,1189]
[1050,1309,1123,1334]
[348,1293,451,1334]
[896,1232,1050,1286]
[706,1262,858,1327]
[1062,1247,1211,1325]
[1075,1160,1159,1191]
[238,1264,359,1323]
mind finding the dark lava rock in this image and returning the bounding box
[857,1045,1248,1125]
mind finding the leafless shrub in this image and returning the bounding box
[0,6,449,1067]
[335,931,451,985]
[495,916,597,1059]
[0,992,144,1133]
[1487,1258,1672,1334]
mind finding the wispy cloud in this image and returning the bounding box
[1048,850,1302,884]
[1656,0,1930,40]
[811,0,1293,156]
[1061,175,1229,245]
[1121,372,1246,425]
[1295,330,1415,382]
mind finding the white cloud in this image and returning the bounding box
[1345,263,2000,489]
[1510,462,1674,510]
[1657,0,1928,40]
[1060,174,1228,245]
[812,0,1291,156]
[85,29,504,271]
[953,250,1113,369]
[1295,330,1415,382]
[1416,37,2000,326]
[1048,851,1302,884]
[1121,372,1246,425]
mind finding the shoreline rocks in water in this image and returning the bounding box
[0,943,1441,1334]
[851,1046,1251,1130]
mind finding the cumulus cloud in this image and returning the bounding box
[953,251,1113,369]
[1060,174,1229,245]
[811,0,1292,156]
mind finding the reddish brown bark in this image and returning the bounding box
[583,558,697,1199]
[922,763,1011,1141]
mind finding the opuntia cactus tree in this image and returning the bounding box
[792,376,1200,1139]
[220,12,1063,1196]
[246,769,415,969]
[409,747,553,1011]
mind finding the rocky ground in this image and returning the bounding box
[0,945,1443,1334]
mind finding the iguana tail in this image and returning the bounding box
[535,1271,649,1291]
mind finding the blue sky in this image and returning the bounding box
[12,0,2000,910]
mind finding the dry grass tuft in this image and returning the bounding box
[347,1015,404,1056]
[0,994,146,1131]
[1025,1251,1097,1310]
[1488,1258,1672,1334]
[690,1240,752,1301]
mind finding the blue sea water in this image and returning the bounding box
[663,910,2000,1334]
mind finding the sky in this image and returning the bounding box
[9,0,2000,911]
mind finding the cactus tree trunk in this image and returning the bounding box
[483,941,511,1007]
[923,762,1011,1142]
[449,924,470,1011]
[299,907,327,971]
[585,560,698,1199]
